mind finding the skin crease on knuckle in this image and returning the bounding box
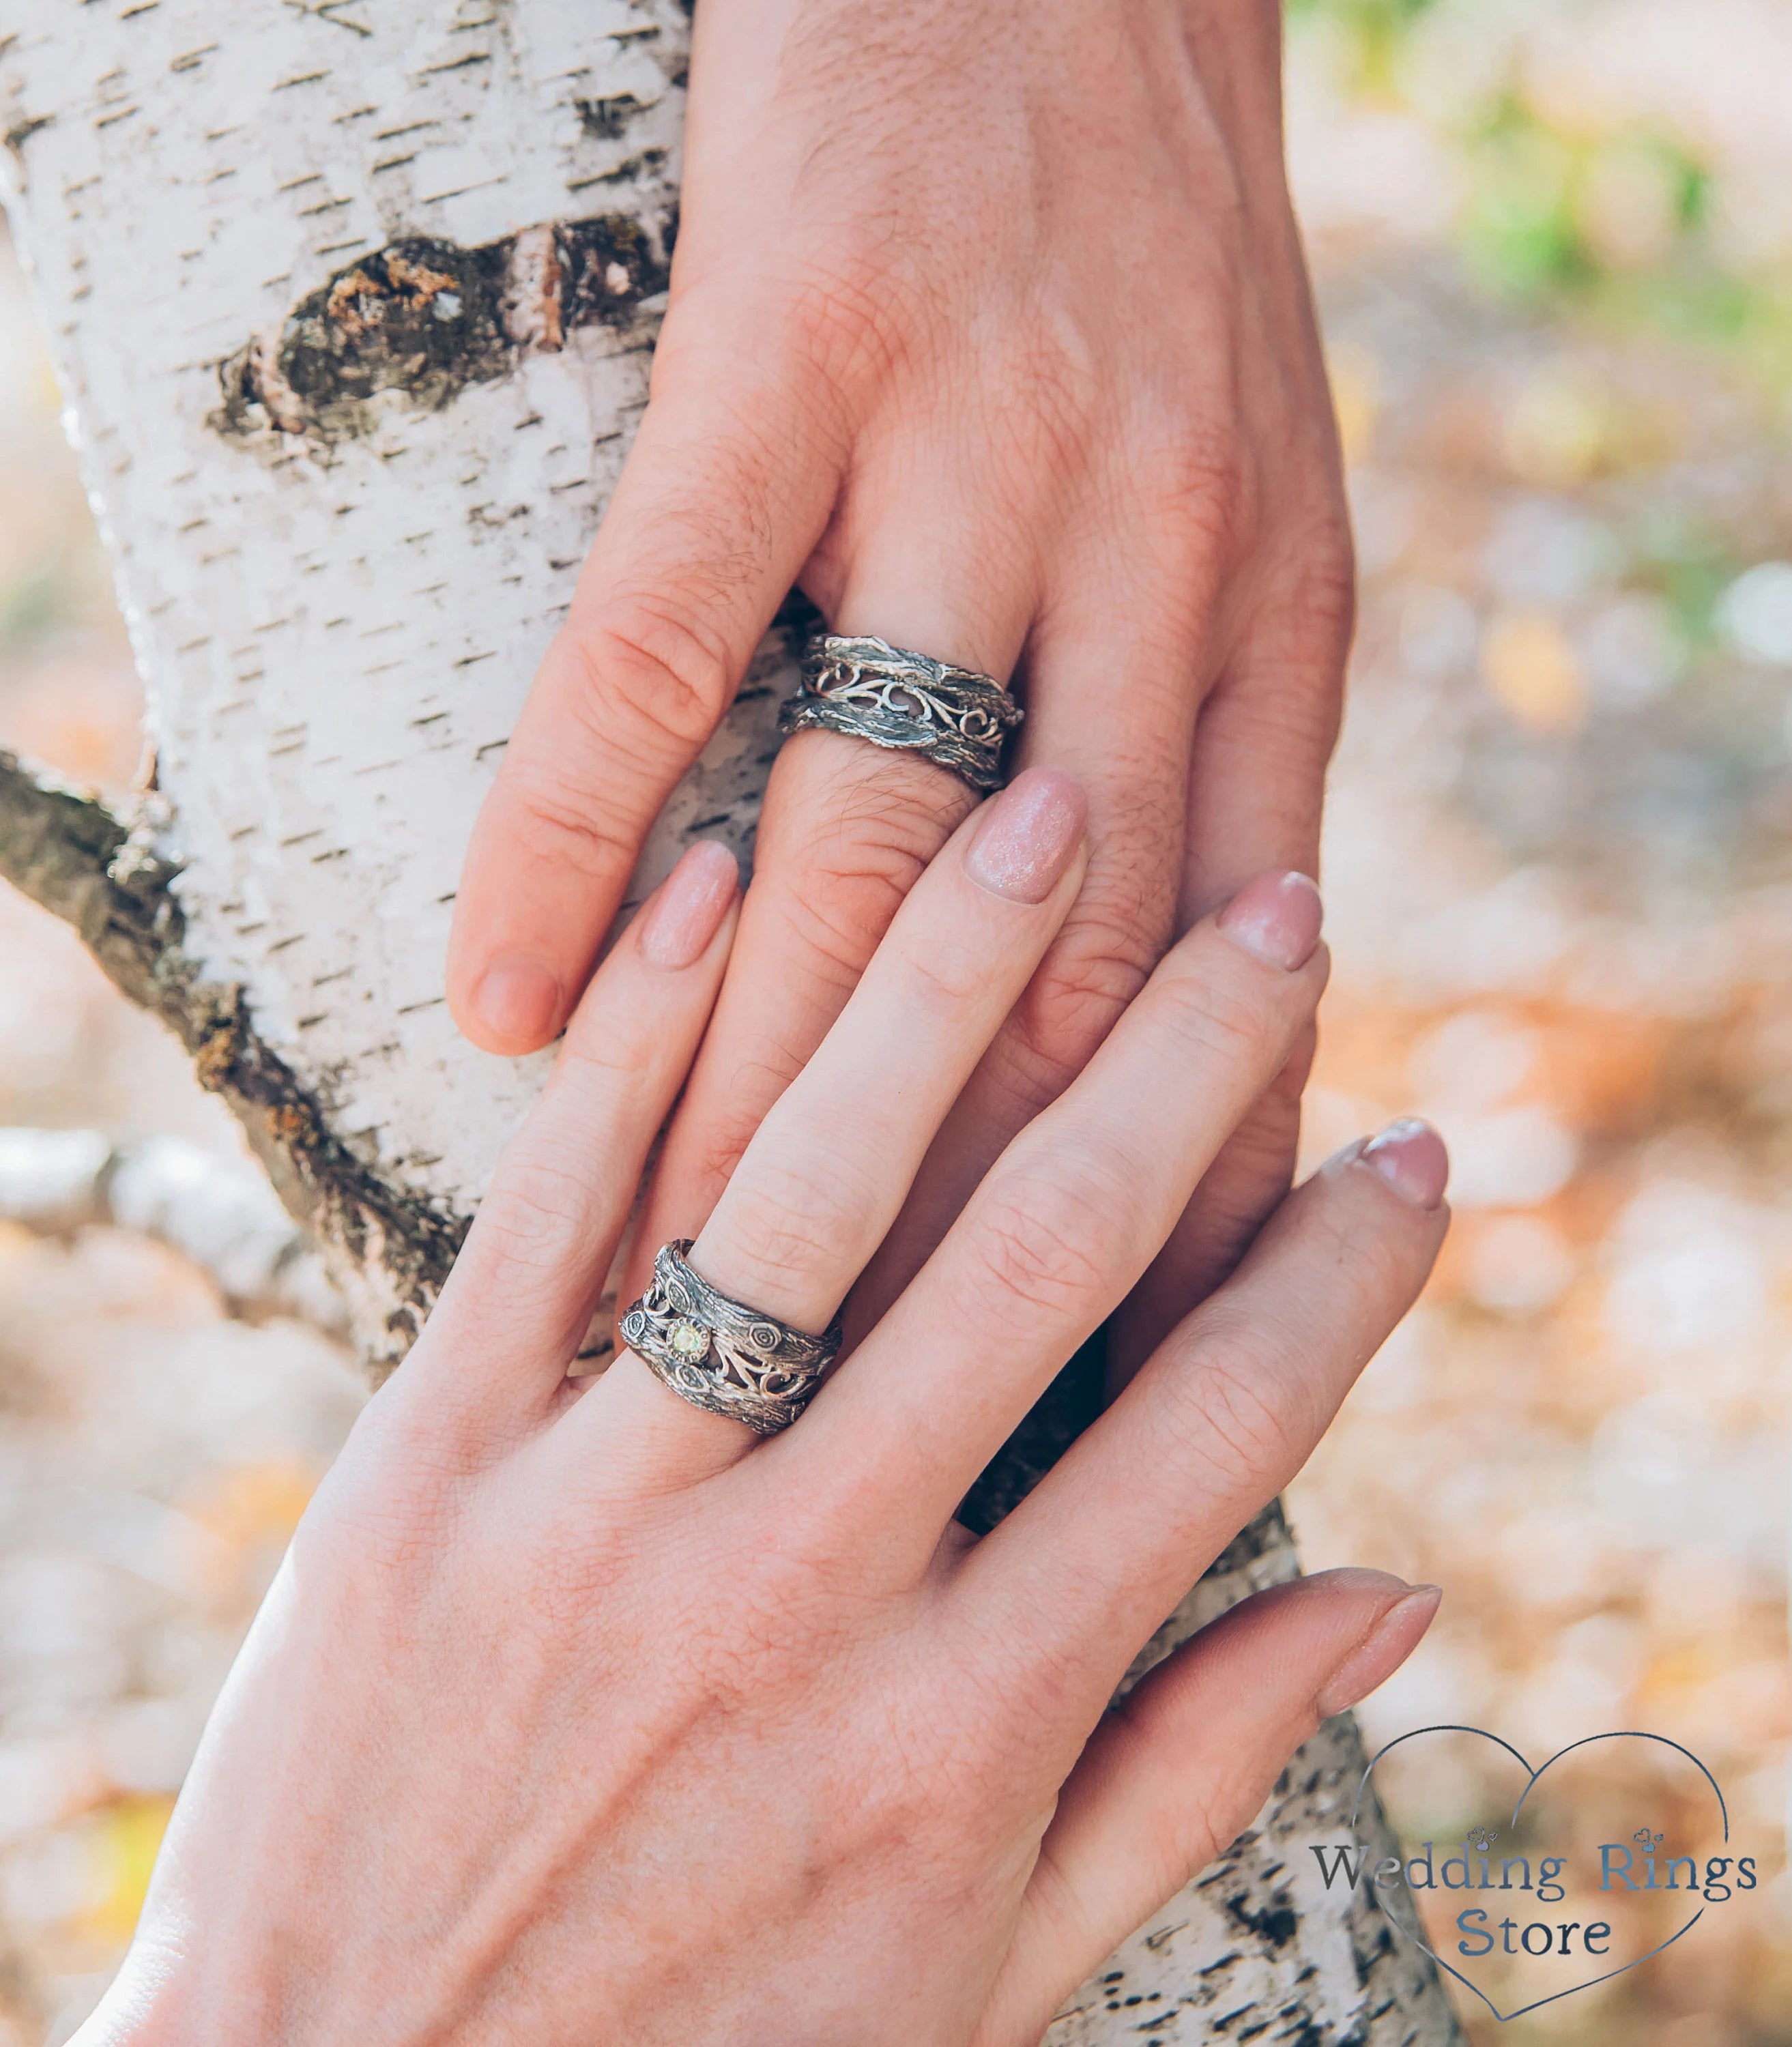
[1302,1170,1437,1312]
[1142,1176,1437,1500]
[466,1155,607,1282]
[1209,521,1358,761]
[1146,948,1318,1087]
[560,605,734,759]
[772,783,964,983]
[888,920,1018,1021]
[493,750,643,888]
[710,1144,889,1296]
[1153,1330,1309,1498]
[962,1157,1138,1332]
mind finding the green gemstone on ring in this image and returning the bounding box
[667,1318,710,1363]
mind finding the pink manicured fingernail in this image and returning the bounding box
[472,957,563,1048]
[1361,1117,1450,1210]
[1314,1583,1443,1718]
[1215,870,1323,970]
[962,768,1087,904]
[635,841,738,969]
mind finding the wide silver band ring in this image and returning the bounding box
[778,633,1024,794]
[619,1240,841,1436]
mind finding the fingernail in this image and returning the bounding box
[472,957,563,1048]
[963,767,1087,904]
[636,840,738,969]
[1215,870,1323,970]
[1360,1117,1449,1210]
[1314,1583,1443,1718]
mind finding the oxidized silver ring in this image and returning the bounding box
[779,633,1023,793]
[619,1239,841,1436]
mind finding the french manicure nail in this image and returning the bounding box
[963,767,1088,904]
[636,840,738,970]
[1314,1583,1443,1719]
[1361,1117,1450,1210]
[1215,870,1323,970]
[472,956,563,1049]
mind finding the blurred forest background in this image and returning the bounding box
[1,0,1789,2039]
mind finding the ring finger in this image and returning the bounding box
[566,766,1090,1490]
[623,461,1045,1296]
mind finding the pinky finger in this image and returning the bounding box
[973,1570,1441,2047]
[411,841,740,1426]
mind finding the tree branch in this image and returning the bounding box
[0,749,465,1365]
[0,1126,348,1335]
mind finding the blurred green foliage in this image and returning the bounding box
[1288,0,1792,392]
[0,565,59,646]
[1286,0,1441,93]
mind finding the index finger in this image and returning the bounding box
[445,332,845,1054]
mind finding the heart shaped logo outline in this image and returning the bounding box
[1349,1724,1731,2023]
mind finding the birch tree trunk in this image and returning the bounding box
[0,6,1461,2039]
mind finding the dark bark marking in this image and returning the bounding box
[3,113,52,161]
[211,214,667,448]
[1224,1887,1299,1952]
[566,147,669,196]
[575,94,645,140]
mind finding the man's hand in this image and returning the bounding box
[447,0,1350,1308]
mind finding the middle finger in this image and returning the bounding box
[623,447,1049,1302]
[799,870,1329,1534]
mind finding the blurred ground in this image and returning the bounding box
[0,1,1789,2040]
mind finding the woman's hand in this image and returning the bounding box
[91,774,1446,2047]
[446,0,1348,1326]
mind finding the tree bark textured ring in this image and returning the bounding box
[779,633,1024,793]
[620,1239,843,1435]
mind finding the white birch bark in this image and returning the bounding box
[0,5,1460,2038]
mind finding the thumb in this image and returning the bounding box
[446,319,847,1053]
[977,1569,1441,2047]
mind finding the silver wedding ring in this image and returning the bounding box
[779,633,1023,793]
[620,1240,841,1436]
